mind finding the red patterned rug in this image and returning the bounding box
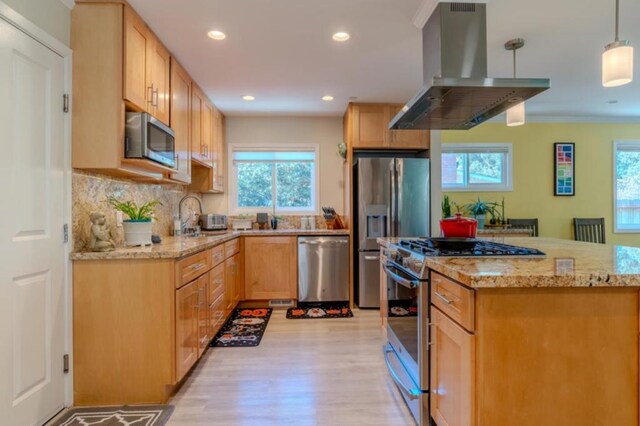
[211,308,272,347]
[286,303,353,319]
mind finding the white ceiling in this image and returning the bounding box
[129,0,640,121]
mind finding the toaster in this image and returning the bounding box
[199,214,228,231]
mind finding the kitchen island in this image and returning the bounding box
[378,237,640,426]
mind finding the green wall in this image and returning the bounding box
[442,123,640,247]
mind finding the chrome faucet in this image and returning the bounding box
[178,194,203,235]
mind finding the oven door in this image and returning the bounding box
[382,262,429,424]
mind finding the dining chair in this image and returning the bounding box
[507,218,539,237]
[573,218,606,244]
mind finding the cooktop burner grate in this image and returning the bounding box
[398,238,545,257]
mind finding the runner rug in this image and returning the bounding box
[286,302,354,319]
[211,308,272,347]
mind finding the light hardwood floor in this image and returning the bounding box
[168,309,415,425]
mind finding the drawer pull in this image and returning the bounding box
[188,262,206,272]
[434,291,453,305]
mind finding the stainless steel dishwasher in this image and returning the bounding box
[298,236,350,303]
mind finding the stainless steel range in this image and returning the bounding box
[382,238,545,425]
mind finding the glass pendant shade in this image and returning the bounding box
[602,42,634,87]
[506,102,525,127]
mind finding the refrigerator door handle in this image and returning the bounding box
[396,159,403,238]
[389,160,396,238]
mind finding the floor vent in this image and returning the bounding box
[269,299,295,308]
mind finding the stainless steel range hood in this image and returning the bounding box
[390,2,550,130]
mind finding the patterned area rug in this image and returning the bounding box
[286,303,354,319]
[211,308,272,347]
[49,405,173,426]
[388,301,418,317]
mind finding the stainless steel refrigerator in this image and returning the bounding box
[355,157,430,308]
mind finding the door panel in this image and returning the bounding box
[358,252,381,308]
[148,36,170,125]
[0,18,66,425]
[123,7,149,110]
[357,158,392,251]
[170,58,191,183]
[396,158,429,238]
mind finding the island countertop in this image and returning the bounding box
[378,237,640,288]
[71,229,349,261]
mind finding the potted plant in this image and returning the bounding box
[464,197,491,229]
[108,196,161,246]
[442,194,452,218]
[488,198,506,225]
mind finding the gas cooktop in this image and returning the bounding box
[396,238,545,257]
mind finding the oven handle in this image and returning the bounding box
[383,345,421,400]
[383,264,419,289]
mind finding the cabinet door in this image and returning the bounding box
[244,237,297,300]
[202,100,214,167]
[231,254,241,305]
[169,58,191,183]
[212,107,225,192]
[123,7,150,111]
[148,35,170,125]
[431,307,475,426]
[351,104,387,148]
[190,84,204,163]
[196,274,209,357]
[224,256,237,316]
[208,263,225,336]
[175,281,198,381]
[386,104,430,149]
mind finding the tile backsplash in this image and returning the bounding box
[72,170,200,251]
[227,215,328,230]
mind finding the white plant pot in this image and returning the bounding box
[122,221,153,246]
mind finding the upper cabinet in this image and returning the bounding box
[343,103,430,150]
[190,104,226,194]
[71,1,222,184]
[169,58,192,184]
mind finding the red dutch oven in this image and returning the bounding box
[440,213,478,238]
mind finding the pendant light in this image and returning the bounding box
[602,0,634,87]
[505,38,526,127]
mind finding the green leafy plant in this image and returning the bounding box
[107,196,161,221]
[464,197,492,216]
[442,195,452,218]
[487,198,506,224]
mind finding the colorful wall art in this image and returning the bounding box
[554,142,575,196]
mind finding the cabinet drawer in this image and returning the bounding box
[431,272,475,332]
[208,263,224,305]
[225,238,240,258]
[211,244,225,267]
[176,250,211,288]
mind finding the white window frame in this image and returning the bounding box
[441,142,513,192]
[228,144,320,215]
[613,140,640,233]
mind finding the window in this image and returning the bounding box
[614,141,640,232]
[229,146,319,214]
[442,143,513,191]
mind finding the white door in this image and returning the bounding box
[0,16,67,426]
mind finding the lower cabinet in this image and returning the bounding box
[208,262,225,337]
[224,254,238,316]
[430,306,475,426]
[196,274,209,356]
[175,279,199,382]
[244,236,297,300]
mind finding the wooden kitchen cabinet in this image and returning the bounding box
[208,263,225,337]
[196,274,210,357]
[224,255,239,316]
[175,278,199,385]
[430,306,475,426]
[213,107,225,192]
[190,83,205,165]
[244,237,297,300]
[343,102,430,150]
[123,6,169,125]
[189,105,226,193]
[169,58,192,184]
[202,100,214,167]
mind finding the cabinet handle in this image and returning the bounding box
[153,88,159,107]
[434,291,453,305]
[188,262,206,272]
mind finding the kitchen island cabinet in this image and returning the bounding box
[395,237,640,426]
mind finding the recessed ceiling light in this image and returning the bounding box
[207,30,226,40]
[242,95,255,101]
[322,95,334,101]
[332,32,350,42]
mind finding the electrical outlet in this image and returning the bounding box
[116,211,123,227]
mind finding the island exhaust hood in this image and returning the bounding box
[389,2,550,130]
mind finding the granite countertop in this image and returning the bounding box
[377,237,640,289]
[71,229,350,261]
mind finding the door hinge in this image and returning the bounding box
[63,354,69,373]
[63,224,69,243]
[63,94,69,113]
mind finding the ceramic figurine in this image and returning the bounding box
[89,212,116,252]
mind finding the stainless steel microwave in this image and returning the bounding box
[125,112,176,168]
